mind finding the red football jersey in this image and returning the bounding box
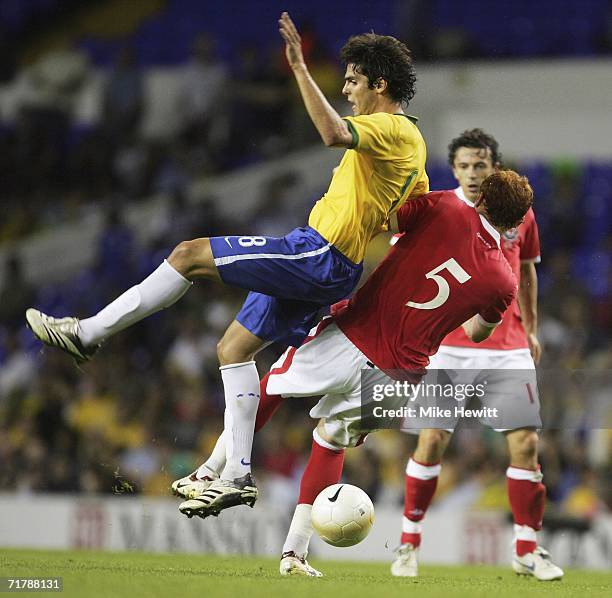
[335,190,518,370]
[442,187,540,350]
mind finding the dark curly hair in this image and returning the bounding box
[481,170,533,231]
[448,128,502,167]
[340,33,417,105]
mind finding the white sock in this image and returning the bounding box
[513,523,537,542]
[219,361,260,480]
[78,260,192,347]
[197,431,226,478]
[402,516,422,534]
[282,504,314,557]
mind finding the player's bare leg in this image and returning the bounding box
[26,238,219,362]
[392,429,451,577]
[505,428,563,580]
[166,238,222,280]
[412,428,451,464]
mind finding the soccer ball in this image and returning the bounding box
[311,484,374,547]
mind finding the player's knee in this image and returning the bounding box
[168,238,214,280]
[509,429,539,462]
[216,335,253,366]
[417,429,450,462]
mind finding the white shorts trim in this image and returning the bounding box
[213,243,331,267]
[431,346,534,367]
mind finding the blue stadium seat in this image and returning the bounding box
[0,0,58,33]
[5,0,610,63]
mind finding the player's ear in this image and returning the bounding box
[373,77,387,94]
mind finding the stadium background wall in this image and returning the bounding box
[1,59,610,158]
[0,494,610,570]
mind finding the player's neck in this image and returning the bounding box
[369,97,403,115]
[458,186,475,205]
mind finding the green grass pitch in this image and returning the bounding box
[1,549,610,598]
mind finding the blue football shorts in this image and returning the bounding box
[209,226,362,346]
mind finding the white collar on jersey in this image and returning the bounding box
[454,186,501,249]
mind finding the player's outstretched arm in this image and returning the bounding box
[462,315,498,343]
[278,12,353,148]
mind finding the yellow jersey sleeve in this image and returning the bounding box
[343,112,401,158]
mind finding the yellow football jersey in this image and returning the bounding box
[308,112,428,263]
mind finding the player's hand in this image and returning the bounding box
[527,332,542,364]
[279,12,306,70]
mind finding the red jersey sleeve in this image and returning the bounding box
[396,191,442,233]
[478,283,517,326]
[520,209,541,263]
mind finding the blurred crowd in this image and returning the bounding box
[0,27,341,245]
